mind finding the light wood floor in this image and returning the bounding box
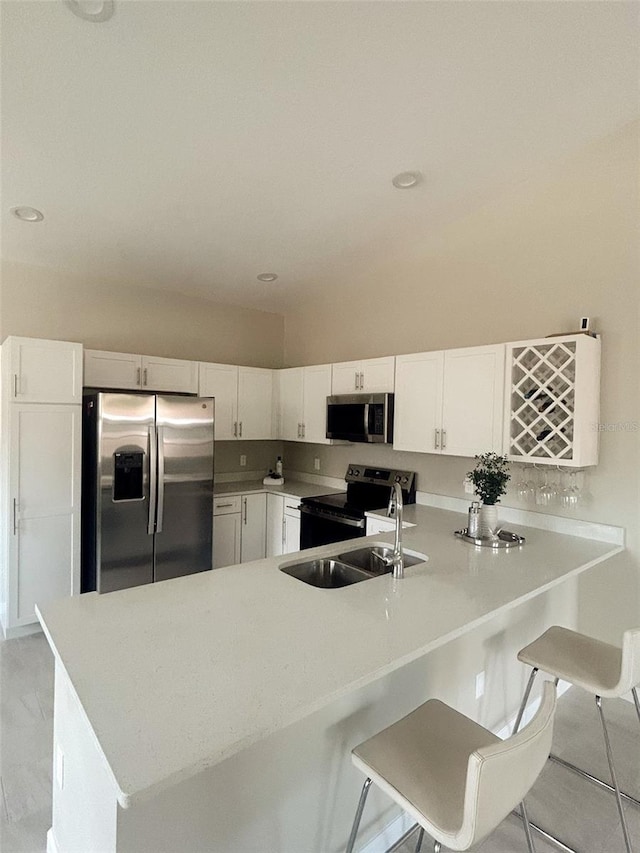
[1,632,638,852]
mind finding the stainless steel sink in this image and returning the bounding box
[280,558,373,589]
[337,545,428,573]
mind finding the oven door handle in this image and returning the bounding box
[299,505,365,529]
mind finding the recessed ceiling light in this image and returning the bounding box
[65,1,115,22]
[392,171,421,189]
[257,273,278,283]
[10,206,44,222]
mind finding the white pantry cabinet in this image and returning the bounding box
[84,349,198,394]
[1,337,82,637]
[331,357,395,395]
[394,345,505,457]
[4,337,82,404]
[199,363,274,441]
[276,364,331,443]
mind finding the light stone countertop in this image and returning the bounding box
[215,478,343,500]
[36,506,623,809]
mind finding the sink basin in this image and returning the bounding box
[280,558,373,589]
[337,545,428,573]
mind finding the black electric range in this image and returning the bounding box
[299,465,416,549]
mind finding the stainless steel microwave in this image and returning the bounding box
[326,393,394,443]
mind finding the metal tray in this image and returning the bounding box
[454,528,525,548]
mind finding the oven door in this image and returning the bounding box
[300,505,366,549]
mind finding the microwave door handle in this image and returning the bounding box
[148,425,157,535]
[156,426,165,534]
[363,403,370,438]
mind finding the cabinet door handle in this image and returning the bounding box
[137,367,141,386]
[441,429,447,449]
[216,502,234,509]
[143,368,148,386]
[13,498,18,535]
[13,374,19,398]
[243,497,248,525]
[302,423,305,438]
[359,372,364,390]
[282,515,286,545]
[234,421,238,437]
[434,428,440,449]
[239,421,243,438]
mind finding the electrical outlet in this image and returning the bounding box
[475,671,485,699]
[464,477,475,495]
[56,745,65,789]
[240,455,247,467]
[314,457,321,471]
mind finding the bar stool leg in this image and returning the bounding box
[632,687,640,727]
[595,696,633,853]
[513,667,539,734]
[414,826,425,852]
[520,800,537,853]
[346,778,372,853]
[433,842,441,853]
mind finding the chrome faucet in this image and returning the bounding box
[387,481,404,579]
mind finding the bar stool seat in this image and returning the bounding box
[345,682,556,853]
[514,625,640,853]
[518,626,626,696]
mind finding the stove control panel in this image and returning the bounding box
[345,465,416,492]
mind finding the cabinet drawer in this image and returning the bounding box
[213,495,242,515]
[284,500,301,517]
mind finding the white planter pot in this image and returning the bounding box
[478,504,499,539]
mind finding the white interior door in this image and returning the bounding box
[199,363,238,441]
[393,352,444,453]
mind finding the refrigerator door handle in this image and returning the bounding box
[148,425,157,535]
[156,425,165,534]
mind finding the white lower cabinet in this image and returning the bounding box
[1,403,81,634]
[212,496,242,569]
[266,494,301,556]
[239,493,267,563]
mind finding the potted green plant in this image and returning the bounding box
[467,453,510,538]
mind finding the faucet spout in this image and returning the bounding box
[387,481,404,579]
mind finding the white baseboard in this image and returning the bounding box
[46,828,60,853]
[1,621,43,640]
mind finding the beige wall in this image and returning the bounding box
[0,260,284,368]
[283,122,640,643]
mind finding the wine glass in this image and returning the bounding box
[516,465,534,503]
[561,471,579,508]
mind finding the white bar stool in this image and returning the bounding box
[514,626,640,853]
[345,682,556,853]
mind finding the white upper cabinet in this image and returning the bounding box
[237,367,274,440]
[84,349,197,394]
[141,355,198,394]
[394,344,505,457]
[276,365,331,443]
[84,350,141,390]
[199,363,238,440]
[277,368,304,441]
[504,334,600,467]
[5,337,82,404]
[332,356,395,395]
[199,363,274,441]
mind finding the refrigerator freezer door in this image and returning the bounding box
[97,393,155,593]
[154,396,214,582]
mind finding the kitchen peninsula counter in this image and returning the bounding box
[37,506,622,824]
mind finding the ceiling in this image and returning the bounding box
[2,1,638,313]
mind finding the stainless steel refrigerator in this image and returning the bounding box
[81,391,214,593]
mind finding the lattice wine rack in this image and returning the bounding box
[505,334,601,467]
